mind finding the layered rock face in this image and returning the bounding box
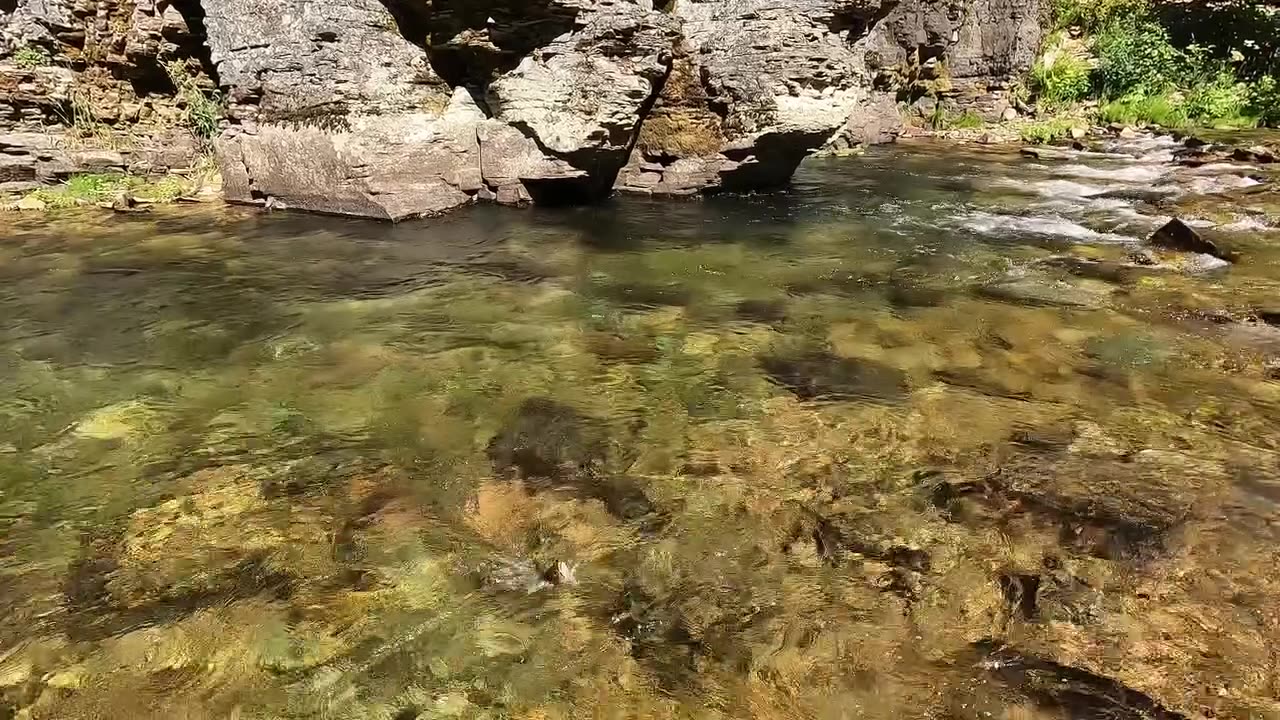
[0,0,213,192]
[2,0,1047,218]
[203,0,680,219]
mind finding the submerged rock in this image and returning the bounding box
[760,350,908,402]
[974,642,1190,720]
[977,275,1114,309]
[487,398,655,519]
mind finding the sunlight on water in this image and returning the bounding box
[2,139,1280,720]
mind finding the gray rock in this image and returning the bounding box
[978,275,1113,309]
[43,0,1043,218]
[0,154,37,183]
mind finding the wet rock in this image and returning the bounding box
[1020,146,1072,161]
[1038,256,1134,284]
[1146,218,1233,262]
[734,298,788,323]
[606,581,703,690]
[593,280,693,308]
[998,572,1040,619]
[886,279,947,308]
[583,332,660,362]
[973,642,1189,720]
[760,350,908,402]
[488,398,607,482]
[977,275,1113,309]
[1231,145,1276,164]
[926,432,1209,562]
[1254,308,1280,327]
[481,557,577,594]
[487,398,655,519]
[933,367,1034,401]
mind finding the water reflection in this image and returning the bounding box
[2,138,1280,720]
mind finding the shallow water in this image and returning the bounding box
[3,138,1280,720]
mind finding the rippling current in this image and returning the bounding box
[2,136,1280,720]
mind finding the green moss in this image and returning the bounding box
[12,45,51,69]
[24,172,199,208]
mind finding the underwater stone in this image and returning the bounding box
[977,275,1113,309]
[487,398,655,519]
[760,350,908,403]
[974,642,1190,720]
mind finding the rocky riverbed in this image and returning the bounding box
[1,131,1279,719]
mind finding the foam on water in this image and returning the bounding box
[1187,174,1261,195]
[1048,163,1167,183]
[957,211,1138,244]
[1222,216,1275,231]
[1028,179,1111,198]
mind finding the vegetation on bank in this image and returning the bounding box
[1029,0,1280,129]
[11,167,216,211]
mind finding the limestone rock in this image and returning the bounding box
[184,0,1048,216]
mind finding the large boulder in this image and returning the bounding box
[616,0,888,195]
[858,0,1046,121]
[187,0,1046,217]
[200,0,679,218]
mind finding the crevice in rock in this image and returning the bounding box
[377,0,581,90]
[169,0,221,87]
[972,641,1190,720]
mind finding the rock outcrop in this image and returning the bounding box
[615,0,895,196]
[3,0,1048,219]
[202,0,681,219]
[0,0,213,188]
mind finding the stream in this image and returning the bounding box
[2,134,1280,719]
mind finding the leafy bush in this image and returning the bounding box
[1051,0,1150,32]
[1097,93,1188,127]
[1030,33,1092,107]
[12,45,51,69]
[1019,118,1075,144]
[1183,70,1252,125]
[1093,18,1181,98]
[1247,76,1280,127]
[952,110,985,129]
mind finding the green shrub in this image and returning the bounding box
[1019,118,1075,144]
[1183,70,1252,126]
[12,45,51,69]
[1030,34,1092,107]
[1098,93,1189,127]
[1051,0,1151,32]
[1094,18,1181,97]
[1247,75,1280,127]
[951,109,985,129]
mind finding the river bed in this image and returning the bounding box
[2,135,1279,720]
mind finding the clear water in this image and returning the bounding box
[2,138,1280,720]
